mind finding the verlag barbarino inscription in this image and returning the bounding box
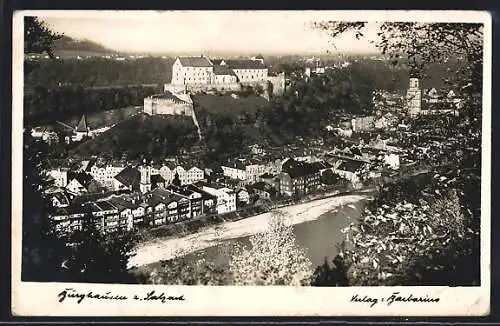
[58,288,185,304]
[350,292,440,307]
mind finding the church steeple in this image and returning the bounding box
[406,70,422,117]
[76,114,88,133]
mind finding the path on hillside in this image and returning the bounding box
[187,95,203,140]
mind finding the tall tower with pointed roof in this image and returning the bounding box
[76,114,88,133]
[139,165,152,194]
[73,114,90,142]
[406,70,422,117]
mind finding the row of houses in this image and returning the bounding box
[221,158,274,184]
[47,161,207,196]
[49,182,247,235]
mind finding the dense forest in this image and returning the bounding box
[25,57,174,88]
[24,84,161,126]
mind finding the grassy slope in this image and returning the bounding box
[193,93,268,118]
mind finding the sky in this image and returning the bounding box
[40,11,380,55]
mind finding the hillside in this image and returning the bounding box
[24,57,173,89]
[193,93,268,118]
[53,35,117,57]
[71,113,200,160]
[62,106,142,130]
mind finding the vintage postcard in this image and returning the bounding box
[12,10,491,316]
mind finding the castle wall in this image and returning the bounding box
[214,74,237,84]
[232,68,268,84]
[164,82,241,94]
[171,58,213,85]
[144,97,193,116]
[267,73,286,96]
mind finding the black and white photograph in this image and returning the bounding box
[12,10,490,316]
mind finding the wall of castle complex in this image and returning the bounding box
[267,73,286,96]
[172,60,213,85]
[144,97,193,116]
[165,82,241,94]
[232,68,268,84]
[214,74,237,84]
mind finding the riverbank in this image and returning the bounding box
[128,193,371,269]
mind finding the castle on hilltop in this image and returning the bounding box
[165,55,285,95]
[144,55,285,119]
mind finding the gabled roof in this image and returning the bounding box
[114,166,140,188]
[309,161,332,171]
[68,171,95,189]
[75,114,88,132]
[51,191,70,206]
[148,195,170,208]
[177,56,213,67]
[260,173,276,179]
[187,166,203,172]
[281,158,320,178]
[223,59,266,70]
[185,184,216,200]
[95,200,117,211]
[151,187,176,200]
[149,91,189,104]
[247,181,270,192]
[162,161,177,170]
[350,147,363,156]
[213,65,237,76]
[408,68,422,79]
[151,174,165,184]
[167,184,199,197]
[336,160,366,173]
[108,196,139,210]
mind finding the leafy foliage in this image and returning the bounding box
[25,17,62,57]
[22,18,69,280]
[22,18,139,283]
[61,213,139,283]
[313,178,479,286]
[24,84,160,125]
[310,21,482,286]
[313,22,482,114]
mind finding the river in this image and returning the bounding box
[164,197,370,269]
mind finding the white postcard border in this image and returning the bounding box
[11,10,492,317]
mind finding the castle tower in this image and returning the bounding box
[139,165,152,193]
[406,72,422,117]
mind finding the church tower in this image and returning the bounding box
[139,165,152,193]
[406,71,422,117]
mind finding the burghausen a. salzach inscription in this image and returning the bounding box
[57,288,185,304]
[350,292,440,307]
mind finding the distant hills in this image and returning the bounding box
[48,35,371,59]
[52,35,120,58]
